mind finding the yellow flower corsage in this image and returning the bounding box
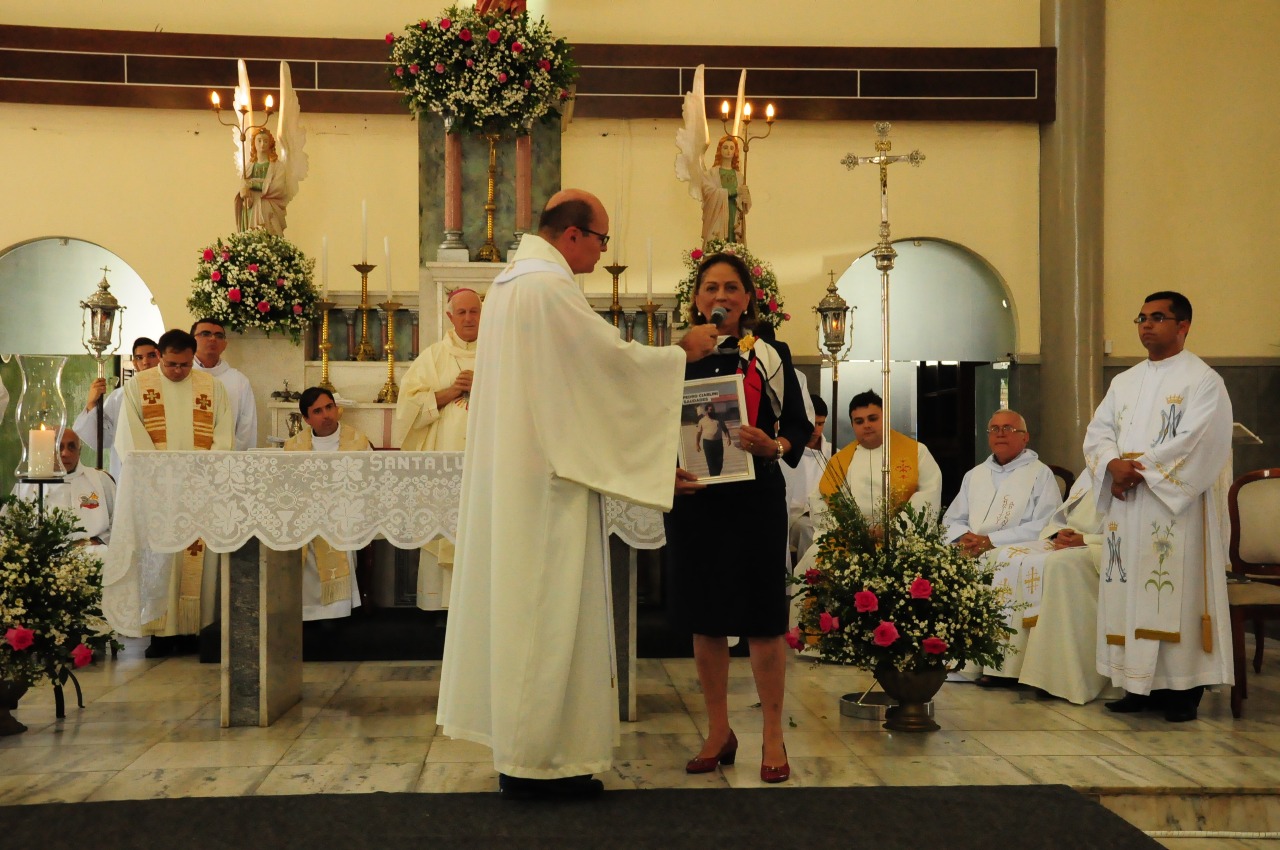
[737,332,757,354]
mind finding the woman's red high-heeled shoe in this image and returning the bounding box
[760,745,790,783]
[685,729,738,774]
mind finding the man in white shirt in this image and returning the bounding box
[191,317,257,450]
[13,428,115,562]
[74,336,159,481]
[781,394,829,563]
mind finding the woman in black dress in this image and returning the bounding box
[666,252,811,783]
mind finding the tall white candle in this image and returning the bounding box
[321,236,329,299]
[384,236,392,300]
[28,427,55,477]
[361,199,368,264]
[646,237,653,301]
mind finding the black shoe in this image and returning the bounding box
[144,636,175,659]
[498,773,604,800]
[1162,686,1204,723]
[975,675,1019,689]
[1104,692,1150,713]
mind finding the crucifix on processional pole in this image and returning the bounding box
[840,121,925,543]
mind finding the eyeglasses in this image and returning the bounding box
[1132,313,1181,325]
[195,330,227,340]
[987,425,1027,435]
[580,227,610,249]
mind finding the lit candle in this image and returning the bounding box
[744,102,753,119]
[765,103,775,123]
[646,237,653,302]
[210,91,220,108]
[361,199,368,264]
[321,236,329,300]
[721,100,730,118]
[384,236,392,300]
[28,426,55,477]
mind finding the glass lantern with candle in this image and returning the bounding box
[14,354,68,479]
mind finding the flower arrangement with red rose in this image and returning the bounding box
[0,497,120,688]
[788,489,1018,673]
[387,5,577,135]
[675,239,788,331]
[188,229,317,343]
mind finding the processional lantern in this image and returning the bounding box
[79,267,125,470]
[814,270,851,446]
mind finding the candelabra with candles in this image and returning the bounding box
[316,300,336,392]
[604,263,627,328]
[210,88,274,178]
[79,267,125,471]
[352,263,377,361]
[375,301,401,403]
[718,98,776,244]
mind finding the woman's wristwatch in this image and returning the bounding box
[774,440,784,460]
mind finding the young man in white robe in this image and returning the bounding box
[437,189,719,800]
[110,329,234,657]
[392,288,480,611]
[12,428,115,564]
[1084,290,1233,723]
[74,337,160,482]
[284,386,371,621]
[191,317,258,451]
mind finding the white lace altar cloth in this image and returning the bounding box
[102,450,666,634]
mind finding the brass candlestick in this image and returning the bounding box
[316,300,336,392]
[604,263,627,328]
[641,302,659,345]
[474,133,503,263]
[353,263,377,361]
[376,301,401,403]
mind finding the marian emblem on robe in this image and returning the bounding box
[1104,522,1126,583]
[1152,393,1185,447]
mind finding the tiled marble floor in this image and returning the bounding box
[4,638,1280,846]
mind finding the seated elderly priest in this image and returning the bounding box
[12,428,115,562]
[284,387,372,621]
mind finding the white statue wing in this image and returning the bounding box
[674,64,710,201]
[275,61,309,204]
[732,69,746,138]
[232,59,254,177]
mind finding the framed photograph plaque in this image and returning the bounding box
[678,375,754,485]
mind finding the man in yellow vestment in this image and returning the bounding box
[114,329,234,656]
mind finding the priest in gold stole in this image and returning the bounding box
[113,329,234,656]
[392,287,480,611]
[284,387,372,620]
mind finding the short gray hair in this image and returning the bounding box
[989,408,1027,431]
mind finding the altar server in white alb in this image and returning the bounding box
[284,386,372,620]
[74,337,160,482]
[12,428,115,562]
[191,317,258,450]
[437,189,719,800]
[392,287,481,610]
[109,329,234,657]
[1085,290,1233,723]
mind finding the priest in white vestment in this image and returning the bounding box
[108,329,234,656]
[284,387,371,620]
[392,288,480,611]
[1084,291,1233,723]
[12,428,115,563]
[437,190,719,799]
[191,318,258,450]
[73,337,160,482]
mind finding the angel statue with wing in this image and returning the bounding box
[675,65,752,245]
[232,60,308,236]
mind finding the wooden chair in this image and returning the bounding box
[1226,468,1280,718]
[1047,464,1075,500]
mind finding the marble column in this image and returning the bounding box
[1039,0,1106,471]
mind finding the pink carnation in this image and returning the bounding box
[873,621,900,647]
[768,297,778,311]
[439,17,451,30]
[257,300,271,313]
[487,28,501,44]
[71,644,93,667]
[819,612,841,633]
[227,288,242,303]
[910,577,933,599]
[202,248,214,262]
[459,28,472,42]
[922,637,948,655]
[690,248,704,260]
[221,251,230,261]
[752,265,763,277]
[408,64,420,75]
[395,66,405,77]
[385,32,395,44]
[854,590,878,613]
[511,41,524,53]
[465,58,474,68]
[247,263,259,273]
[5,626,34,651]
[292,304,303,315]
[784,627,803,651]
[210,270,222,282]
[755,287,765,299]
[498,72,508,83]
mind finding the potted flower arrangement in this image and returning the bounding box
[788,488,1017,731]
[676,239,790,331]
[187,229,317,344]
[1,497,119,735]
[386,5,577,135]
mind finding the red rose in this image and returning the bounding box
[873,621,900,647]
[293,304,303,315]
[559,89,569,100]
[247,263,259,273]
[466,59,475,68]
[783,313,791,320]
[221,251,230,261]
[538,59,551,72]
[690,248,704,260]
[768,297,778,311]
[459,28,472,42]
[755,287,765,299]
[395,66,405,77]
[752,265,763,277]
[277,277,286,287]
[803,568,822,585]
[385,32,395,44]
[435,63,446,74]
[511,41,524,53]
[202,248,215,262]
[910,577,933,599]
[784,627,803,651]
[522,79,531,89]
[5,626,34,651]
[257,300,270,313]
[227,288,242,303]
[922,637,948,655]
[210,270,222,282]
[819,612,841,633]
[408,64,420,75]
[487,28,501,44]
[498,72,508,83]
[854,590,878,613]
[71,644,93,667]
[419,20,428,30]
[439,17,451,30]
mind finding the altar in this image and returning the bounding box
[103,450,666,727]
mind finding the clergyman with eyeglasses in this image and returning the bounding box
[190,317,258,450]
[1083,290,1233,723]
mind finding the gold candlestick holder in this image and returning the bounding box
[316,299,336,392]
[641,302,659,346]
[604,263,627,328]
[474,133,503,263]
[353,263,377,361]
[376,301,401,403]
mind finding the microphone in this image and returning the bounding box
[710,306,727,327]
